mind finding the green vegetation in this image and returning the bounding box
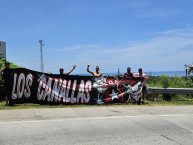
[0,102,96,110]
[0,58,21,69]
[147,75,193,102]
[147,75,193,88]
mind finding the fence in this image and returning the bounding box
[147,87,193,101]
[147,87,193,94]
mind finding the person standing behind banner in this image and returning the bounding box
[59,65,76,75]
[123,67,134,79]
[87,65,102,77]
[134,68,148,103]
[0,61,13,106]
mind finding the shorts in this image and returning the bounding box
[142,86,147,94]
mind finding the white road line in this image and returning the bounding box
[0,113,193,124]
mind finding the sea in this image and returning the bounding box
[103,71,187,77]
[79,71,191,77]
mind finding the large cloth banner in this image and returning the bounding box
[6,68,143,105]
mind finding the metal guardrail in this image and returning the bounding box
[147,87,193,94]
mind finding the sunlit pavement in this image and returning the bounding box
[0,106,193,145]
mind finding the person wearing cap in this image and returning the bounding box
[59,65,76,75]
[0,61,13,105]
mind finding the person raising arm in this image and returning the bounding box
[59,65,76,75]
[87,65,102,77]
[65,65,76,75]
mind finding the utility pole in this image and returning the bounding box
[39,40,44,72]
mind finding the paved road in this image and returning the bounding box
[0,106,193,145]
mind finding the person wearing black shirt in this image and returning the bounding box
[123,67,134,79]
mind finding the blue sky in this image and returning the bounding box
[1,0,193,74]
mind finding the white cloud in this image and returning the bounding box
[40,27,193,74]
[74,27,193,73]
[55,44,104,52]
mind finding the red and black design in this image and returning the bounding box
[6,68,143,105]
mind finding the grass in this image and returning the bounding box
[145,100,193,106]
[1,99,193,110]
[0,101,97,110]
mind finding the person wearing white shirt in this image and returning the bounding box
[134,68,148,103]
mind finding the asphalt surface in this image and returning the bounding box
[0,105,193,122]
[0,106,193,145]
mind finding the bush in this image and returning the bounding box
[159,75,169,88]
[162,93,172,101]
[148,76,193,88]
[186,77,193,88]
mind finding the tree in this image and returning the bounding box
[0,58,21,69]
